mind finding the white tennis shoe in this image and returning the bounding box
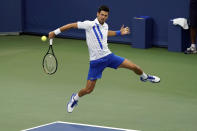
[184,46,197,54]
[140,75,160,83]
[67,93,78,113]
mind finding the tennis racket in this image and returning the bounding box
[42,39,58,75]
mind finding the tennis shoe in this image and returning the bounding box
[184,47,197,54]
[67,93,78,113]
[140,75,160,83]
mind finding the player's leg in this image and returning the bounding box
[186,27,197,54]
[190,1,197,48]
[118,59,143,75]
[118,59,160,83]
[67,80,97,113]
[185,2,197,54]
[67,58,105,113]
[191,27,196,45]
[78,80,97,97]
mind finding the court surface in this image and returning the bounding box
[22,121,139,131]
[0,35,197,131]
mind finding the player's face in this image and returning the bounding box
[97,11,109,25]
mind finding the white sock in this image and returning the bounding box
[74,93,79,101]
[140,72,148,79]
[191,44,196,48]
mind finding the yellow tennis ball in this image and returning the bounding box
[41,36,47,42]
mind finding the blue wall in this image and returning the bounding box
[1,0,190,46]
[0,0,23,32]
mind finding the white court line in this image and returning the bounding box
[21,121,58,131]
[57,121,140,131]
[21,121,141,131]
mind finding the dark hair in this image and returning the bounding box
[98,5,109,13]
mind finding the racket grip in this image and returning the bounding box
[50,39,53,45]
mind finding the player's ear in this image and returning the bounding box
[97,12,99,17]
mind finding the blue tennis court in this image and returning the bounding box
[21,121,140,131]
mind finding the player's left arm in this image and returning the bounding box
[108,25,130,37]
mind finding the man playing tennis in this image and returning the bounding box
[48,5,160,113]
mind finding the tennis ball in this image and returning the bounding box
[41,36,47,42]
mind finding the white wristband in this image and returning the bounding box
[54,28,61,35]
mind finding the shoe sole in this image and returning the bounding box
[141,80,160,83]
[184,51,197,54]
[67,102,72,113]
[67,95,74,113]
[151,80,160,83]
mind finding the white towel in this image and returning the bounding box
[172,18,189,30]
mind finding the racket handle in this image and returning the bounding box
[50,39,53,45]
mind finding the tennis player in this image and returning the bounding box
[48,5,160,113]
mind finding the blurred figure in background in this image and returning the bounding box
[185,0,197,54]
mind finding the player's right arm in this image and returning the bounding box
[48,23,78,39]
[48,21,91,39]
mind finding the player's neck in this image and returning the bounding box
[99,21,104,25]
[97,18,104,25]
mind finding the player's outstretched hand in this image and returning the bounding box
[120,25,130,35]
[48,31,55,39]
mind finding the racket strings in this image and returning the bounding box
[43,54,57,74]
